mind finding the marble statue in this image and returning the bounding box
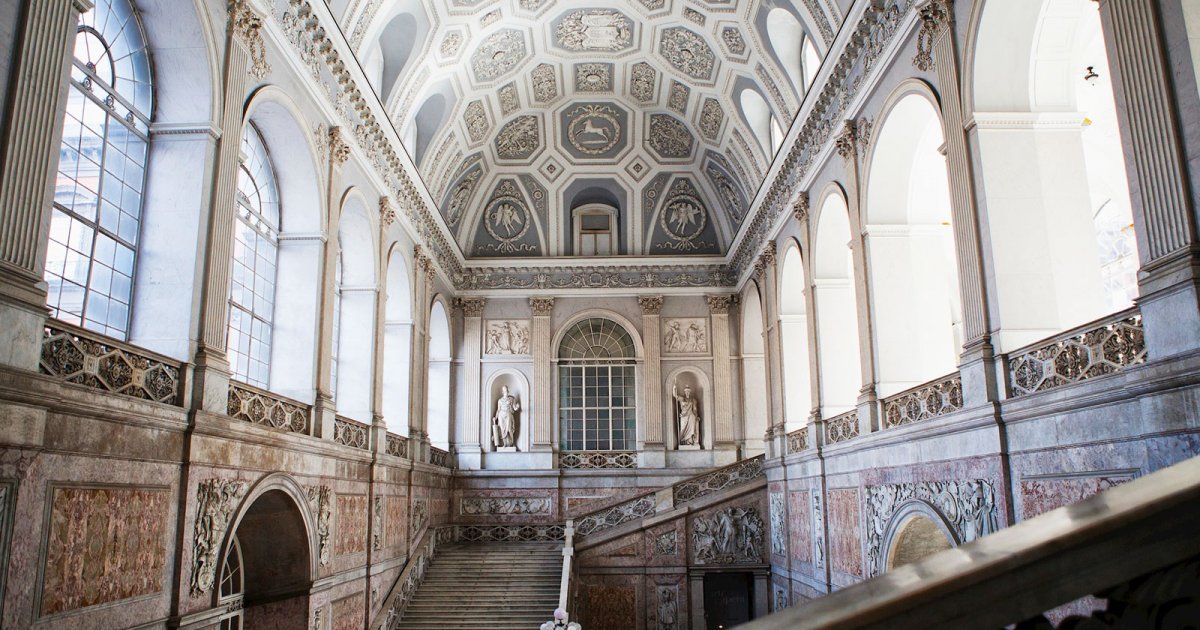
[672,379,700,446]
[492,385,520,449]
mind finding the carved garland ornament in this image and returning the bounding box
[307,485,333,565]
[190,479,249,596]
[229,0,271,79]
[913,0,952,72]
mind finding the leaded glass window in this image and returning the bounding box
[45,0,152,338]
[226,123,279,388]
[558,318,637,451]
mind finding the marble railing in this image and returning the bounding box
[786,426,808,454]
[375,527,449,630]
[334,416,370,450]
[560,450,637,469]
[39,322,182,405]
[227,381,310,434]
[824,410,859,444]
[385,432,408,458]
[1007,308,1146,398]
[450,523,566,543]
[881,372,964,429]
[429,446,452,468]
[673,456,765,503]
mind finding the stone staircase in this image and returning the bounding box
[395,542,563,629]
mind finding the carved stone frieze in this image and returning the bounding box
[575,495,656,536]
[307,485,333,566]
[654,530,678,556]
[484,320,530,354]
[663,318,708,353]
[769,492,786,557]
[460,496,551,516]
[864,478,999,576]
[410,498,429,541]
[674,456,764,503]
[692,506,765,564]
[190,479,249,596]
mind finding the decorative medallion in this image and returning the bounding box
[667,81,689,114]
[659,27,716,81]
[661,194,707,248]
[471,29,527,83]
[554,10,634,52]
[532,63,559,103]
[698,97,723,141]
[463,100,489,143]
[647,114,694,160]
[498,82,520,115]
[575,62,613,92]
[563,103,626,158]
[630,62,657,102]
[439,32,463,57]
[494,115,541,161]
[480,180,536,254]
[720,26,746,56]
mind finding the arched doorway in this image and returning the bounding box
[218,489,313,628]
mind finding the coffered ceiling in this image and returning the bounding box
[333,0,839,259]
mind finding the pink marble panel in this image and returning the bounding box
[788,489,811,565]
[581,578,639,629]
[827,488,861,577]
[332,592,365,630]
[1020,475,1132,519]
[335,494,368,556]
[41,486,169,616]
[385,495,407,551]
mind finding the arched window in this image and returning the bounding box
[740,284,769,455]
[217,535,244,629]
[45,0,152,338]
[227,123,280,387]
[558,318,637,451]
[427,301,452,448]
[813,192,863,416]
[779,245,813,429]
[331,254,343,399]
[382,249,413,433]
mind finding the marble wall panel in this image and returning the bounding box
[827,488,861,578]
[645,520,685,566]
[788,489,811,566]
[1020,475,1134,519]
[40,485,169,616]
[579,531,644,568]
[335,494,368,557]
[385,494,408,551]
[581,577,640,629]
[562,487,645,519]
[647,575,686,630]
[332,592,364,630]
[242,596,309,629]
[453,488,557,524]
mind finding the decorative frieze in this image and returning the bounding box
[825,410,859,444]
[864,478,998,576]
[40,324,181,405]
[334,416,369,449]
[228,383,310,434]
[452,524,566,542]
[560,451,637,469]
[1008,312,1146,397]
[460,497,552,516]
[484,320,529,355]
[409,498,429,541]
[692,506,764,564]
[191,479,249,596]
[663,318,708,354]
[674,455,764,503]
[883,373,963,428]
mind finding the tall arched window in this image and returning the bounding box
[331,254,343,399]
[45,0,152,338]
[558,318,637,451]
[227,123,280,387]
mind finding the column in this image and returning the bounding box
[706,295,736,451]
[638,296,665,456]
[190,1,269,414]
[312,126,351,437]
[793,193,824,449]
[835,121,880,435]
[369,205,396,451]
[407,247,433,460]
[456,297,486,467]
[914,0,998,406]
[755,241,786,457]
[1098,0,1200,358]
[0,0,89,370]
[529,297,555,452]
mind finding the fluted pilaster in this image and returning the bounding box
[529,296,555,450]
[457,297,487,456]
[707,295,736,447]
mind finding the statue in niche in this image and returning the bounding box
[672,379,700,447]
[491,385,521,449]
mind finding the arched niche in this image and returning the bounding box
[664,366,713,450]
[739,282,768,454]
[779,240,812,429]
[738,85,774,158]
[382,244,413,434]
[968,0,1138,352]
[881,501,959,572]
[334,192,378,422]
[812,187,862,416]
[427,297,453,450]
[863,87,962,396]
[766,8,805,96]
[483,369,530,452]
[221,474,316,627]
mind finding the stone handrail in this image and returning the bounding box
[40,321,183,405]
[824,410,859,444]
[429,446,452,468]
[385,432,408,458]
[573,455,766,539]
[227,381,310,434]
[334,416,370,450]
[558,520,576,619]
[786,426,809,454]
[1006,307,1146,398]
[560,450,637,469]
[742,454,1200,629]
[881,372,963,429]
[374,526,451,630]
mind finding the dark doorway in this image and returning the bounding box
[224,489,312,629]
[703,571,754,629]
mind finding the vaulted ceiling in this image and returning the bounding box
[334,0,837,258]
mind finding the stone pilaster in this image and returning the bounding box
[1098,0,1200,358]
[408,248,433,459]
[369,206,394,450]
[836,120,880,436]
[755,242,786,456]
[190,2,262,415]
[0,0,90,370]
[915,0,997,407]
[456,297,486,463]
[706,295,736,450]
[638,296,665,449]
[529,296,555,451]
[793,192,823,433]
[312,126,351,438]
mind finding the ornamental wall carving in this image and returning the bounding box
[691,506,765,564]
[769,491,787,558]
[307,485,333,566]
[191,479,249,596]
[864,479,999,577]
[484,320,531,355]
[663,318,709,354]
[459,496,552,516]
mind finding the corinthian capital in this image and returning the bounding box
[914,0,953,71]
[228,0,271,79]
[638,296,664,315]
